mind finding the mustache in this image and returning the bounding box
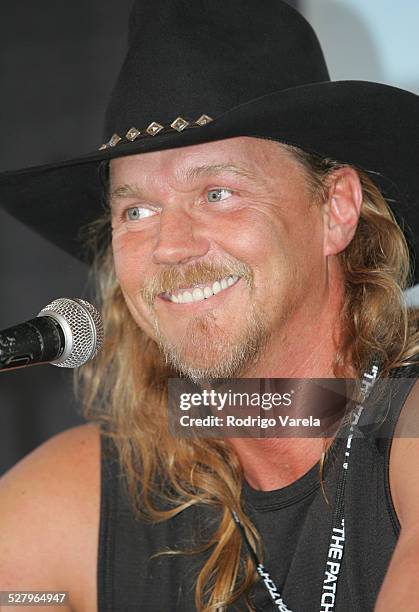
[141,260,253,305]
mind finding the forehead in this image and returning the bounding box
[109,136,297,183]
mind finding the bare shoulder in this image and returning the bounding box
[389,378,419,531]
[0,422,101,610]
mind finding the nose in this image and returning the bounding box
[152,206,211,265]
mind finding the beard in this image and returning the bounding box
[140,257,270,382]
[152,302,270,383]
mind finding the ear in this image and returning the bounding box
[323,167,363,257]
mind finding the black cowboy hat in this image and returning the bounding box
[1,0,419,280]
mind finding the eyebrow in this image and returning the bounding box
[183,162,257,182]
[110,183,145,207]
[109,162,257,208]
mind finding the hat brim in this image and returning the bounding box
[1,80,418,280]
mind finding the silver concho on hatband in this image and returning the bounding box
[99,114,213,150]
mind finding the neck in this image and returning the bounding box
[242,276,345,379]
[229,268,349,491]
[230,437,328,490]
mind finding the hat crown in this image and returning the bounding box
[104,0,330,140]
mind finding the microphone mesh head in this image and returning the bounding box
[39,298,104,368]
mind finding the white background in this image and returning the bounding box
[301,0,419,303]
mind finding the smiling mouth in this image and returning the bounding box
[159,275,240,304]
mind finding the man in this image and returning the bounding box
[1,1,419,610]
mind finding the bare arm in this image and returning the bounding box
[375,380,419,611]
[0,423,100,612]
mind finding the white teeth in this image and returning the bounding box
[193,287,204,300]
[212,281,221,294]
[168,275,240,303]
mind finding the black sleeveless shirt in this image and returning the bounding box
[97,370,418,611]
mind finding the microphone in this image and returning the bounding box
[0,298,104,371]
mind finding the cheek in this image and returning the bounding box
[112,236,158,335]
[251,207,324,286]
[213,207,281,265]
[112,232,149,293]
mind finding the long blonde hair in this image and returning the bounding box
[79,146,419,611]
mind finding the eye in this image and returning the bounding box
[126,206,156,220]
[206,188,233,203]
